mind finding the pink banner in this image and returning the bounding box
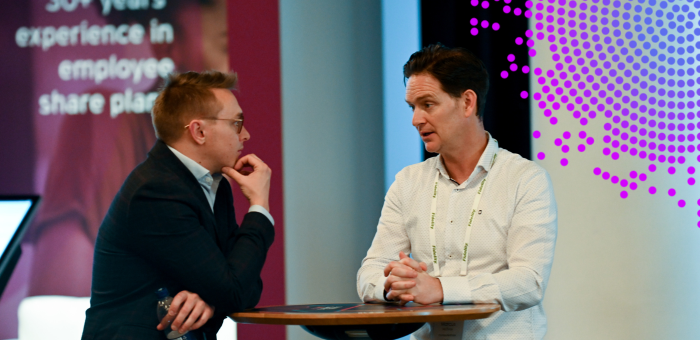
[0,0,231,337]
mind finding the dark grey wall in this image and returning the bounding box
[280,1,384,339]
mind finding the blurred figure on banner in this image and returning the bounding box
[357,44,558,340]
[81,70,274,339]
[28,0,228,298]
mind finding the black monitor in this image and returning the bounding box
[0,195,40,297]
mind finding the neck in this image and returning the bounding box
[440,128,488,185]
[168,139,218,174]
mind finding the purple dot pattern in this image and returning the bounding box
[469,0,700,228]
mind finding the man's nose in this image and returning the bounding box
[240,126,250,141]
[412,110,425,128]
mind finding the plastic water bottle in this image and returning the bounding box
[156,288,200,340]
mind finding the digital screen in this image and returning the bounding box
[0,200,33,257]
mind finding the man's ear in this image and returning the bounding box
[186,120,207,145]
[462,89,478,118]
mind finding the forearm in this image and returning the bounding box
[439,266,545,311]
[218,213,274,312]
[357,264,389,303]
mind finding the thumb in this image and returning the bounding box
[399,251,408,260]
[222,167,245,183]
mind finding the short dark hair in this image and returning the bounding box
[152,71,238,143]
[403,44,490,118]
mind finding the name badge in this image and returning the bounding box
[432,321,464,340]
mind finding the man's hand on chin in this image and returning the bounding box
[383,251,444,305]
[222,154,271,211]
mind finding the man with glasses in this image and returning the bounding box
[82,71,275,339]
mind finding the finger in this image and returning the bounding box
[399,251,408,260]
[419,262,428,272]
[398,257,422,272]
[158,292,186,331]
[191,305,215,330]
[157,313,174,331]
[384,275,400,291]
[384,261,400,277]
[385,289,408,301]
[388,266,418,278]
[234,154,265,171]
[398,294,415,305]
[222,166,246,184]
[232,155,252,171]
[179,300,206,333]
[221,166,240,178]
[391,280,416,290]
[171,293,198,332]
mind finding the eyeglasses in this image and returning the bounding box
[184,117,244,134]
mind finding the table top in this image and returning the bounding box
[230,303,500,326]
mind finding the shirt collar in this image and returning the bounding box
[435,132,499,183]
[167,145,217,189]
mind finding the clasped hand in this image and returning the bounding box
[222,154,271,211]
[383,251,443,305]
[157,290,215,334]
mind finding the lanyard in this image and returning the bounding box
[428,152,497,277]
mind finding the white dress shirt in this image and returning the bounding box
[167,145,274,224]
[357,134,557,339]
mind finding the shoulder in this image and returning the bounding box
[115,154,195,210]
[493,148,550,182]
[394,156,438,183]
[492,149,555,207]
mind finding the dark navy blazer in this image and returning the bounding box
[81,139,275,339]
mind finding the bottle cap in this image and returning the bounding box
[155,287,169,299]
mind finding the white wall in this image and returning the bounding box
[529,2,700,339]
[280,1,384,339]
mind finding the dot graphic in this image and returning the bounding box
[497,0,700,226]
[537,152,546,160]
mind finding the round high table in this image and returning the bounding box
[231,303,500,340]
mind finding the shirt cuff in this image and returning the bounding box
[438,276,473,304]
[374,276,388,302]
[248,205,274,226]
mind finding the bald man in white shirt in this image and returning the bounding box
[357,44,557,340]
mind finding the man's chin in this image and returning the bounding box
[423,143,439,154]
